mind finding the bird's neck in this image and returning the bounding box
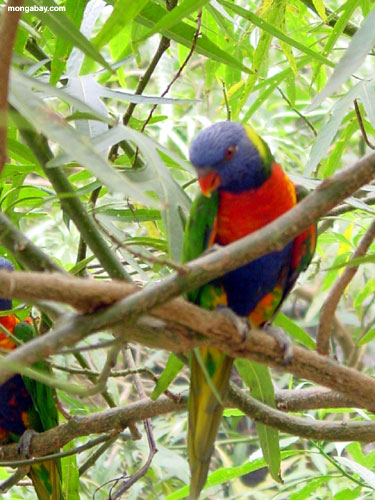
[215,163,297,245]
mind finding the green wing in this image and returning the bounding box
[181,190,219,303]
[13,321,63,500]
[14,322,58,432]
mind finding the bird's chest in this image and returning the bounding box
[215,165,296,245]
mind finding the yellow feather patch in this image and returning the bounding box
[244,124,272,164]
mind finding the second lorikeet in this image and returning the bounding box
[182,122,316,499]
[0,257,63,500]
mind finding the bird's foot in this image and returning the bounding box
[217,307,250,341]
[18,429,38,458]
[263,322,293,365]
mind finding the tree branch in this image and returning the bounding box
[317,219,375,355]
[1,386,375,464]
[0,0,24,172]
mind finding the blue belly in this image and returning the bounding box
[219,243,293,317]
[0,374,32,438]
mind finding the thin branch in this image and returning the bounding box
[354,99,375,150]
[317,219,375,355]
[0,434,118,467]
[140,9,203,134]
[277,86,317,136]
[0,465,29,493]
[0,211,65,272]
[0,396,185,462]
[108,349,158,500]
[93,212,187,272]
[0,0,24,172]
[3,386,375,464]
[79,435,119,476]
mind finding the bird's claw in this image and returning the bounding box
[218,307,250,342]
[263,322,293,365]
[18,429,38,458]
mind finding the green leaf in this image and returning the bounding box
[312,0,327,21]
[93,0,150,48]
[50,0,88,84]
[151,354,184,400]
[290,476,332,500]
[235,359,281,483]
[219,0,334,67]
[309,8,375,110]
[305,83,363,175]
[336,457,375,489]
[52,125,191,260]
[62,441,80,500]
[311,0,360,85]
[136,3,251,73]
[9,78,160,208]
[354,277,375,311]
[29,0,112,73]
[273,313,316,349]
[333,487,363,500]
[142,0,211,40]
[357,328,375,346]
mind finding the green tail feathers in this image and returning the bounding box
[188,347,233,500]
[29,460,63,500]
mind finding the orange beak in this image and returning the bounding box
[198,171,221,197]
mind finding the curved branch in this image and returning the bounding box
[1,385,375,463]
[317,219,375,355]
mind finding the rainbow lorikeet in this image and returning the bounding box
[0,257,63,500]
[182,122,316,499]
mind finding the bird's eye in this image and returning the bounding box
[224,145,237,160]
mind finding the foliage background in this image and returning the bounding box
[1,0,375,498]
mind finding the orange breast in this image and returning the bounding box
[0,315,18,350]
[215,163,297,245]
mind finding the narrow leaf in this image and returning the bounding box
[142,0,211,40]
[151,354,184,400]
[273,313,315,349]
[309,8,375,110]
[30,0,112,73]
[219,0,334,67]
[93,0,149,48]
[136,3,251,73]
[235,359,281,483]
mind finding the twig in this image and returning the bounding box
[354,99,375,150]
[52,363,180,401]
[277,86,317,136]
[140,9,203,135]
[108,348,158,499]
[221,79,231,121]
[0,211,65,272]
[4,386,375,465]
[317,219,375,355]
[0,434,116,467]
[79,434,119,476]
[0,0,24,172]
[93,211,188,273]
[0,465,29,493]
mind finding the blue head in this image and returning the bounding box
[189,122,273,195]
[0,257,14,311]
